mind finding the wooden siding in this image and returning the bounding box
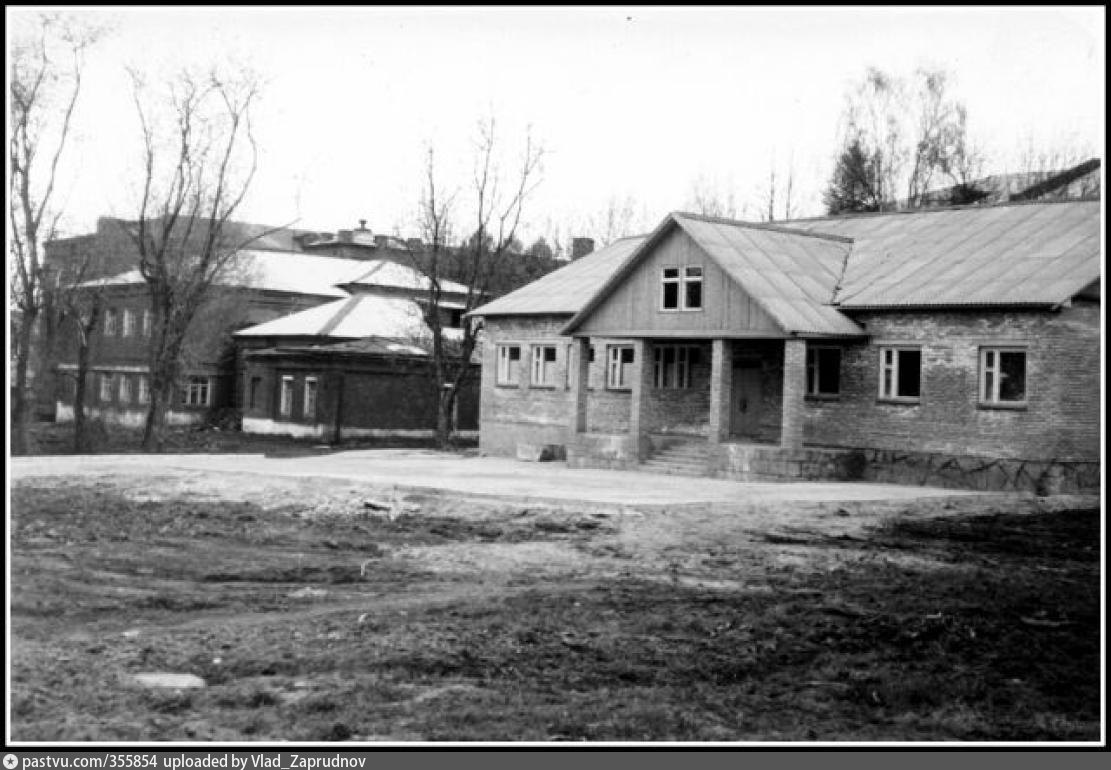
[575,228,781,336]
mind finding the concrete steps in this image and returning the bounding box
[639,440,713,477]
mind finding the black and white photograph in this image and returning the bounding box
[7,5,1104,748]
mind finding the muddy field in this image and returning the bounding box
[8,471,1102,743]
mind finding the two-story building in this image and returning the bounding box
[469,199,1101,494]
[50,218,479,437]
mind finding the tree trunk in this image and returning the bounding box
[73,337,90,453]
[436,387,456,450]
[142,382,172,452]
[11,309,37,456]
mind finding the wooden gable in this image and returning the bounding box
[573,226,783,337]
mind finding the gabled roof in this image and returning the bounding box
[563,213,865,337]
[339,259,470,295]
[783,199,1100,308]
[234,293,463,341]
[468,236,646,317]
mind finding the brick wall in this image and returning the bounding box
[804,304,1101,463]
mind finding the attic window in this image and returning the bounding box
[684,266,703,309]
[661,266,703,311]
[661,268,680,309]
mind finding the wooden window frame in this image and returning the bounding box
[806,345,842,398]
[606,344,635,390]
[496,344,522,387]
[279,375,295,417]
[530,344,558,388]
[878,345,922,403]
[979,346,1028,408]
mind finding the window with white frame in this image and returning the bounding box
[121,309,135,337]
[496,345,521,386]
[279,375,294,417]
[653,344,698,389]
[878,346,921,401]
[118,375,133,404]
[303,377,318,419]
[806,346,841,396]
[182,376,212,407]
[980,347,1027,405]
[661,268,681,309]
[103,308,118,336]
[660,266,704,311]
[683,266,703,309]
[530,345,558,387]
[138,376,150,404]
[142,309,153,337]
[99,374,113,402]
[607,345,635,389]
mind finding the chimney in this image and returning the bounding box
[571,237,595,260]
[357,219,369,231]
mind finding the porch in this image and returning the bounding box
[564,336,852,480]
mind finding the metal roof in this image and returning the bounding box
[783,199,1100,308]
[468,236,646,316]
[234,293,464,342]
[672,214,864,335]
[247,337,433,359]
[71,251,440,300]
[341,259,471,295]
[562,214,864,337]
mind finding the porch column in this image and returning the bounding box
[781,338,806,449]
[569,336,590,434]
[708,338,733,443]
[628,339,650,447]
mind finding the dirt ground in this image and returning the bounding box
[8,469,1102,744]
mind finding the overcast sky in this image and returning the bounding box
[9,6,1106,245]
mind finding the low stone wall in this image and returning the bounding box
[711,443,865,483]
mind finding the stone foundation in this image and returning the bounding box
[566,432,647,470]
[856,448,1099,495]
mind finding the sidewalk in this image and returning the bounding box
[11,449,997,507]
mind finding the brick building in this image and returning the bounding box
[48,218,475,434]
[469,199,1101,493]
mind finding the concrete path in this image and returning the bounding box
[10,449,997,507]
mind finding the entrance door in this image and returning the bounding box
[731,365,764,438]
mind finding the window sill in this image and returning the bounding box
[606,387,632,393]
[977,401,1028,411]
[529,384,557,390]
[495,383,522,389]
[876,397,920,406]
[805,393,840,402]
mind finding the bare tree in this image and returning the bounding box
[413,118,543,449]
[826,67,979,213]
[127,66,263,450]
[686,175,738,219]
[9,14,98,454]
[60,256,107,453]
